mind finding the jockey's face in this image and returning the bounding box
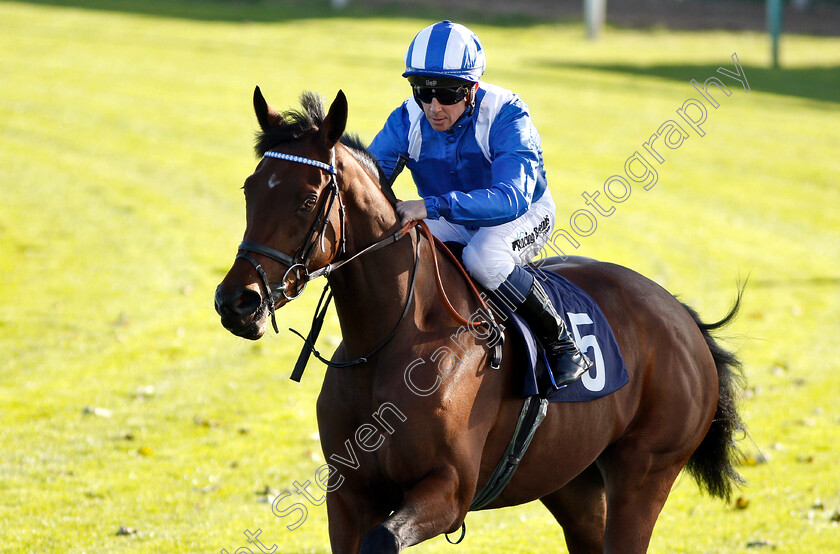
[421,96,468,132]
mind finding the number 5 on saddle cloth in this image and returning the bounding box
[387,157,627,401]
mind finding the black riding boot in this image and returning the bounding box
[515,279,593,388]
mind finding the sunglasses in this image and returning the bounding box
[412,85,471,105]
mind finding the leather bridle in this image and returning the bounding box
[236,149,345,332]
[236,148,414,335]
[235,147,501,381]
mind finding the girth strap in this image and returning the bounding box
[469,395,549,511]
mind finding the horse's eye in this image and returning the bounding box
[301,195,318,212]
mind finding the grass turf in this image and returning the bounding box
[1,1,838,552]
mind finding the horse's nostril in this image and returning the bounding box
[232,288,262,316]
[216,286,262,318]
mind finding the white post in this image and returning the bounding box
[584,0,607,40]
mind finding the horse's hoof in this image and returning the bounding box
[360,524,400,554]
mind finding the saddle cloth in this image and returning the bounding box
[497,267,629,402]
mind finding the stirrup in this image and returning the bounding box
[544,347,592,389]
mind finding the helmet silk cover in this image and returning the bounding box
[403,20,486,83]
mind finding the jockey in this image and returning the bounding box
[369,20,592,388]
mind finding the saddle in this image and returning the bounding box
[442,241,628,402]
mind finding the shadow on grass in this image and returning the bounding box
[544,61,840,105]
[14,0,547,26]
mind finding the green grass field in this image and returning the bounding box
[1,1,838,552]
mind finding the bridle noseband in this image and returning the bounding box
[236,149,346,332]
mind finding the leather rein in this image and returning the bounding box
[237,148,502,382]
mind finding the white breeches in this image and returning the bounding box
[424,189,556,290]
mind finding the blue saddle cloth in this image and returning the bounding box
[499,267,629,402]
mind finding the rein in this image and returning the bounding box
[289,227,420,380]
[239,148,502,381]
[416,221,491,328]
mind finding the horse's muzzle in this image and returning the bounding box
[214,284,268,340]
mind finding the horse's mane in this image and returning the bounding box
[254,90,397,206]
[340,133,388,185]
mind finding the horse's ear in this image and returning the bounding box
[254,86,283,131]
[318,90,348,149]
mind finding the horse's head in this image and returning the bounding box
[215,87,348,339]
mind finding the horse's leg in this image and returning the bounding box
[598,445,688,553]
[360,464,463,553]
[540,464,606,554]
[326,487,389,554]
[318,362,392,554]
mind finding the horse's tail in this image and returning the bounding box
[681,285,747,501]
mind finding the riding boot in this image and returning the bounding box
[496,267,592,388]
[515,279,593,387]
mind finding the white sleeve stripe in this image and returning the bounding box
[407,101,424,162]
[475,83,515,163]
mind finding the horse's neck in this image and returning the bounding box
[326,150,418,357]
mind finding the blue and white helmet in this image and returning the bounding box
[402,20,486,83]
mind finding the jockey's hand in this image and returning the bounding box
[395,200,428,226]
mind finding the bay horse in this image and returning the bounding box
[214,88,745,553]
